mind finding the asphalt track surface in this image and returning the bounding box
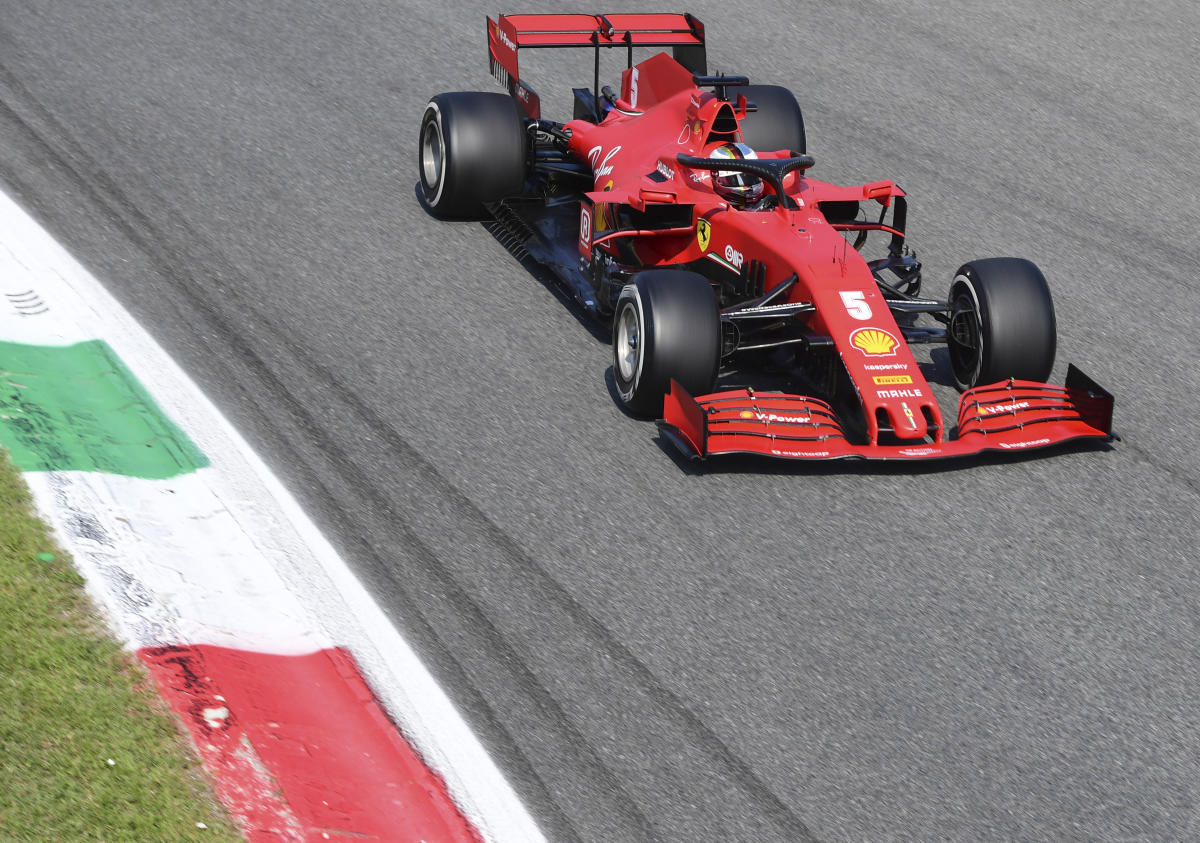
[2,2,1198,840]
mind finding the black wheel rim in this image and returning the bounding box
[948,293,981,387]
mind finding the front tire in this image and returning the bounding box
[613,270,721,417]
[418,92,527,218]
[947,257,1057,390]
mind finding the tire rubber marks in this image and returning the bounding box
[5,288,48,316]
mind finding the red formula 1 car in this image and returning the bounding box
[418,13,1115,460]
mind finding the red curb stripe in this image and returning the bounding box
[140,644,480,842]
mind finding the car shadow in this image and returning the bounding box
[413,182,610,344]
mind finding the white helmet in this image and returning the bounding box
[708,142,764,209]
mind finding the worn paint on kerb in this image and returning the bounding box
[0,340,207,478]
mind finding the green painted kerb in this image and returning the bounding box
[0,340,208,478]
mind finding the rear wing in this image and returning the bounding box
[487,13,707,119]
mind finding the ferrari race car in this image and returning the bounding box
[418,13,1115,461]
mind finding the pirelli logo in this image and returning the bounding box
[873,375,914,385]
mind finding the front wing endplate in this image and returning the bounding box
[658,365,1115,461]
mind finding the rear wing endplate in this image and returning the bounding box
[487,13,706,119]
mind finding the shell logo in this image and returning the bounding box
[851,328,898,356]
[739,410,754,419]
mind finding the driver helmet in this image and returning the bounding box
[708,142,764,209]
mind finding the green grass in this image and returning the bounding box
[0,449,241,841]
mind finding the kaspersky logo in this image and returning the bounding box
[850,328,898,356]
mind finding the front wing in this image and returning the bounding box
[658,365,1115,461]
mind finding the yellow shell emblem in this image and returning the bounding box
[739,410,754,419]
[696,218,711,252]
[851,328,898,356]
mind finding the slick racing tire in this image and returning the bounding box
[738,85,806,155]
[947,257,1057,390]
[613,270,721,417]
[419,92,527,218]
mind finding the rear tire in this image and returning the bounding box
[947,257,1057,389]
[613,270,721,417]
[418,92,527,218]
[738,85,806,155]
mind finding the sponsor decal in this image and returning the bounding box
[689,93,700,108]
[899,446,941,457]
[865,362,908,371]
[771,448,830,458]
[696,218,711,251]
[901,402,916,427]
[724,244,744,270]
[736,302,806,315]
[733,409,813,424]
[579,207,592,251]
[877,389,923,399]
[629,67,639,108]
[839,290,872,320]
[873,375,913,385]
[850,327,899,356]
[592,202,610,234]
[751,411,812,424]
[603,179,614,191]
[516,86,530,103]
[656,161,675,180]
[587,145,621,179]
[977,400,1031,416]
[997,437,1052,450]
[496,26,517,52]
[677,119,702,145]
[689,171,710,184]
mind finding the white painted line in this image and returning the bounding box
[0,188,546,843]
